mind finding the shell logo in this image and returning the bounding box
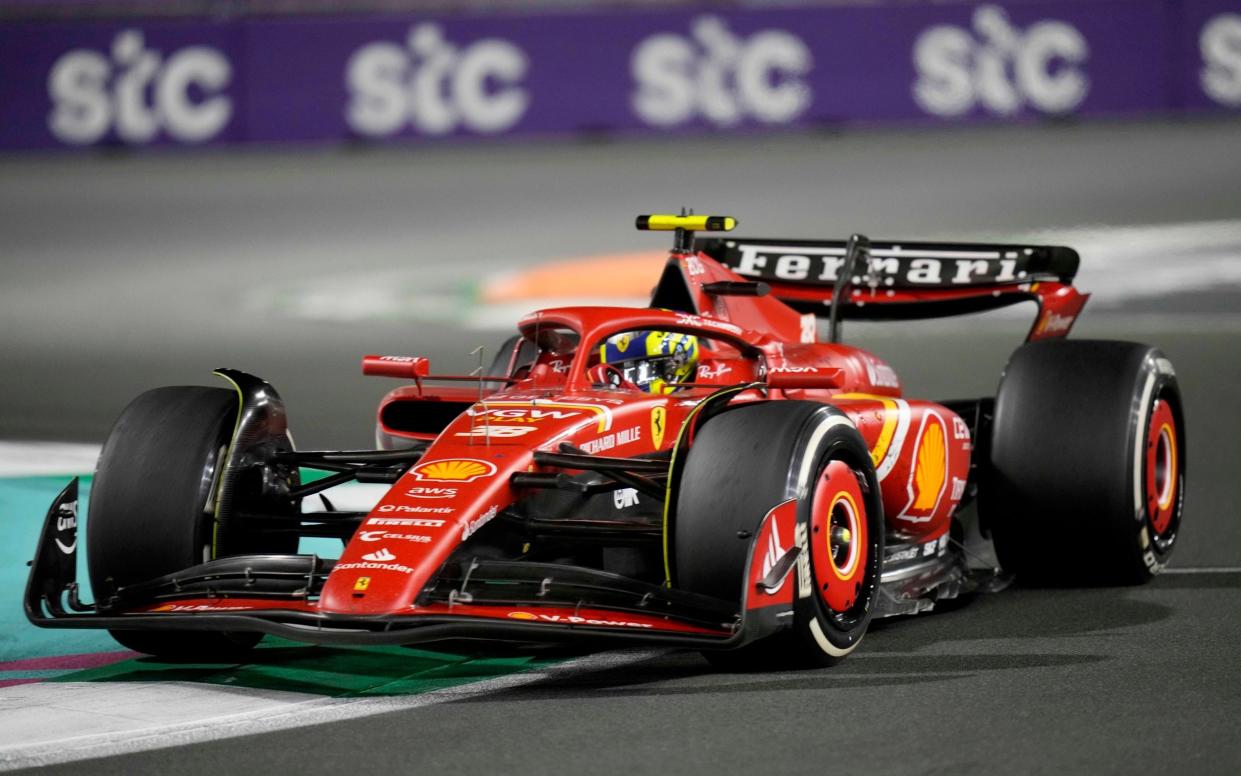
[912,420,946,512]
[898,412,949,523]
[411,458,497,482]
[507,611,538,621]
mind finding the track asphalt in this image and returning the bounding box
[1,120,1239,774]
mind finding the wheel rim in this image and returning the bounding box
[1145,398,1179,536]
[811,459,868,615]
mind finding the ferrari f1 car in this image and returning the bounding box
[26,214,1186,667]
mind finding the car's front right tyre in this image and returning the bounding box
[88,386,262,660]
[673,400,884,668]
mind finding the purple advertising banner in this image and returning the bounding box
[1180,0,1241,112]
[0,20,243,148]
[0,1,1236,150]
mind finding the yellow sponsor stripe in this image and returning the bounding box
[831,392,899,468]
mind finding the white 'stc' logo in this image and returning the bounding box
[346,24,529,136]
[631,15,812,127]
[47,30,232,145]
[912,5,1089,117]
[1201,14,1241,107]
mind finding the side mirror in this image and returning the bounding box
[362,355,430,379]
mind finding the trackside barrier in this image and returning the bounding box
[0,1,1238,150]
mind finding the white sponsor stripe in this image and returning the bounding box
[0,649,666,771]
[0,443,100,478]
[874,399,911,481]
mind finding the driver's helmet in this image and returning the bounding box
[599,331,700,394]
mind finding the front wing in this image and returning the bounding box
[26,479,800,650]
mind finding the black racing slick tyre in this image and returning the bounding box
[984,340,1185,585]
[674,401,884,668]
[88,387,261,659]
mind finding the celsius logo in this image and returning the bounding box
[912,5,1089,117]
[1201,14,1241,107]
[47,30,232,145]
[346,24,530,136]
[631,15,812,127]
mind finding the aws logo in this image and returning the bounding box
[896,412,949,523]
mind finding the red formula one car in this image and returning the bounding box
[26,214,1186,666]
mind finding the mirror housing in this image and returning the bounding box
[362,355,430,379]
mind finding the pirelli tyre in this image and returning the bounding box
[88,386,272,659]
[985,340,1185,585]
[674,401,884,668]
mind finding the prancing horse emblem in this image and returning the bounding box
[651,405,667,449]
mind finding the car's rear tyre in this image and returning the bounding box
[984,340,1185,585]
[88,387,264,660]
[674,401,884,668]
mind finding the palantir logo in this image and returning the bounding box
[912,5,1089,117]
[1201,14,1241,107]
[631,15,812,127]
[346,24,530,137]
[47,30,232,145]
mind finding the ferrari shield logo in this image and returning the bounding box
[650,406,667,449]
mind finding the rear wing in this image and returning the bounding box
[694,237,1089,341]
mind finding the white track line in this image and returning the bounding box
[1162,567,1241,574]
[0,442,100,477]
[0,648,666,771]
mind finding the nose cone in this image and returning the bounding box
[318,447,519,615]
[318,395,668,615]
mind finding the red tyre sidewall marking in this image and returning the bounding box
[811,459,867,613]
[1145,398,1178,536]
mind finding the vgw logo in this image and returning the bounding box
[346,24,529,136]
[631,15,812,127]
[912,5,1089,117]
[1201,14,1241,108]
[47,30,232,145]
